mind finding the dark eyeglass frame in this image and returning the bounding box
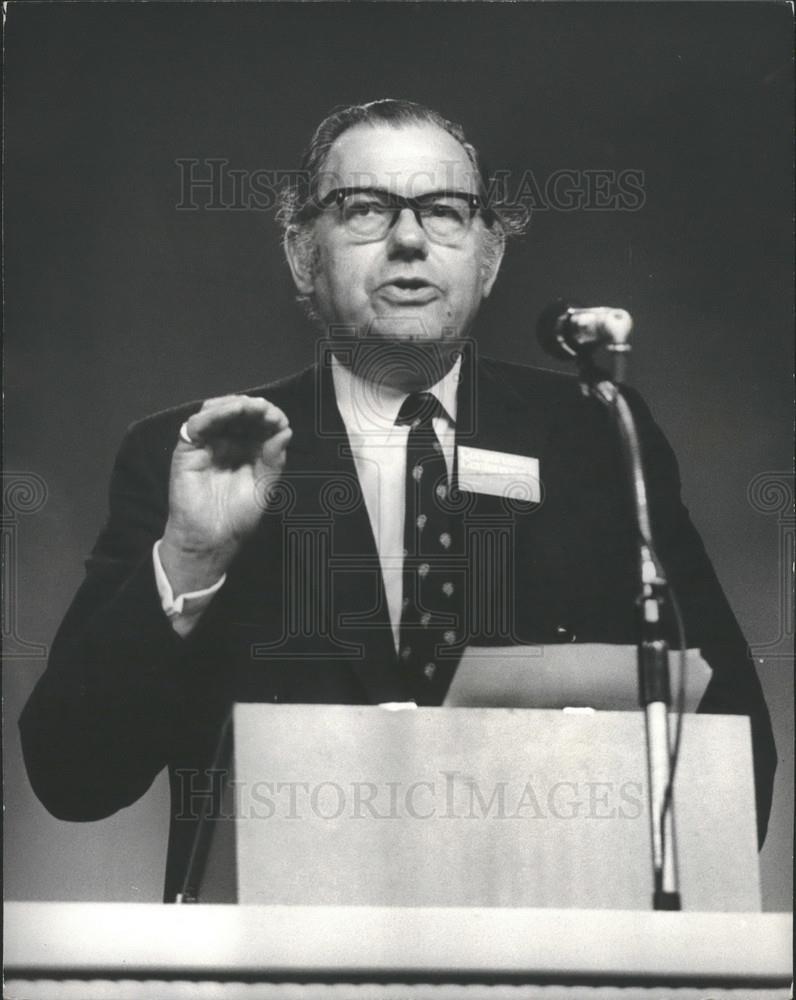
[299,186,487,238]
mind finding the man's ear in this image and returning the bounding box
[284,226,316,296]
[480,230,506,299]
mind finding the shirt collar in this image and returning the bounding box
[331,350,460,436]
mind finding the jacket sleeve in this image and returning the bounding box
[18,418,233,821]
[623,386,777,845]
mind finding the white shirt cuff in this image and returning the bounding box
[152,539,226,637]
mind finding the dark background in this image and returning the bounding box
[4,2,792,908]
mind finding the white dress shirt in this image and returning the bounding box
[330,353,459,650]
[153,353,461,647]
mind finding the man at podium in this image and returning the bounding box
[19,99,776,901]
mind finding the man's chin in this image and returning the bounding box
[330,330,463,390]
[357,314,462,344]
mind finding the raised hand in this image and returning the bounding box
[159,395,292,594]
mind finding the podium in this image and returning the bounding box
[7,705,787,998]
[188,704,761,911]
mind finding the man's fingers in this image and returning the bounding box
[260,425,293,468]
[183,396,289,446]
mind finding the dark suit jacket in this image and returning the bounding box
[20,348,776,900]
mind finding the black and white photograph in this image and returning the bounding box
[3,2,793,995]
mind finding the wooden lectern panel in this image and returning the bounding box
[198,706,760,911]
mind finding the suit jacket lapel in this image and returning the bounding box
[453,346,552,520]
[452,348,555,652]
[287,362,406,703]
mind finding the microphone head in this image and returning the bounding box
[536,299,582,360]
[537,300,634,361]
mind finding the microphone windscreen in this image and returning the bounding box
[536,299,578,360]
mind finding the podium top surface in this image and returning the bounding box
[445,644,713,711]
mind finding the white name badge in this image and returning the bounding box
[457,446,541,503]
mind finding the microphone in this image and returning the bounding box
[537,299,633,361]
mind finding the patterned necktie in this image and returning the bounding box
[396,392,464,705]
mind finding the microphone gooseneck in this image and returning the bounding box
[535,297,681,910]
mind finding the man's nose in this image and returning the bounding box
[387,208,429,257]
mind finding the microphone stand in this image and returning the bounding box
[576,351,681,912]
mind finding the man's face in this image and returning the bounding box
[288,123,503,355]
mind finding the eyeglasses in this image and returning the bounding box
[308,187,484,246]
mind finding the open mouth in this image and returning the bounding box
[390,278,431,290]
[378,278,439,303]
